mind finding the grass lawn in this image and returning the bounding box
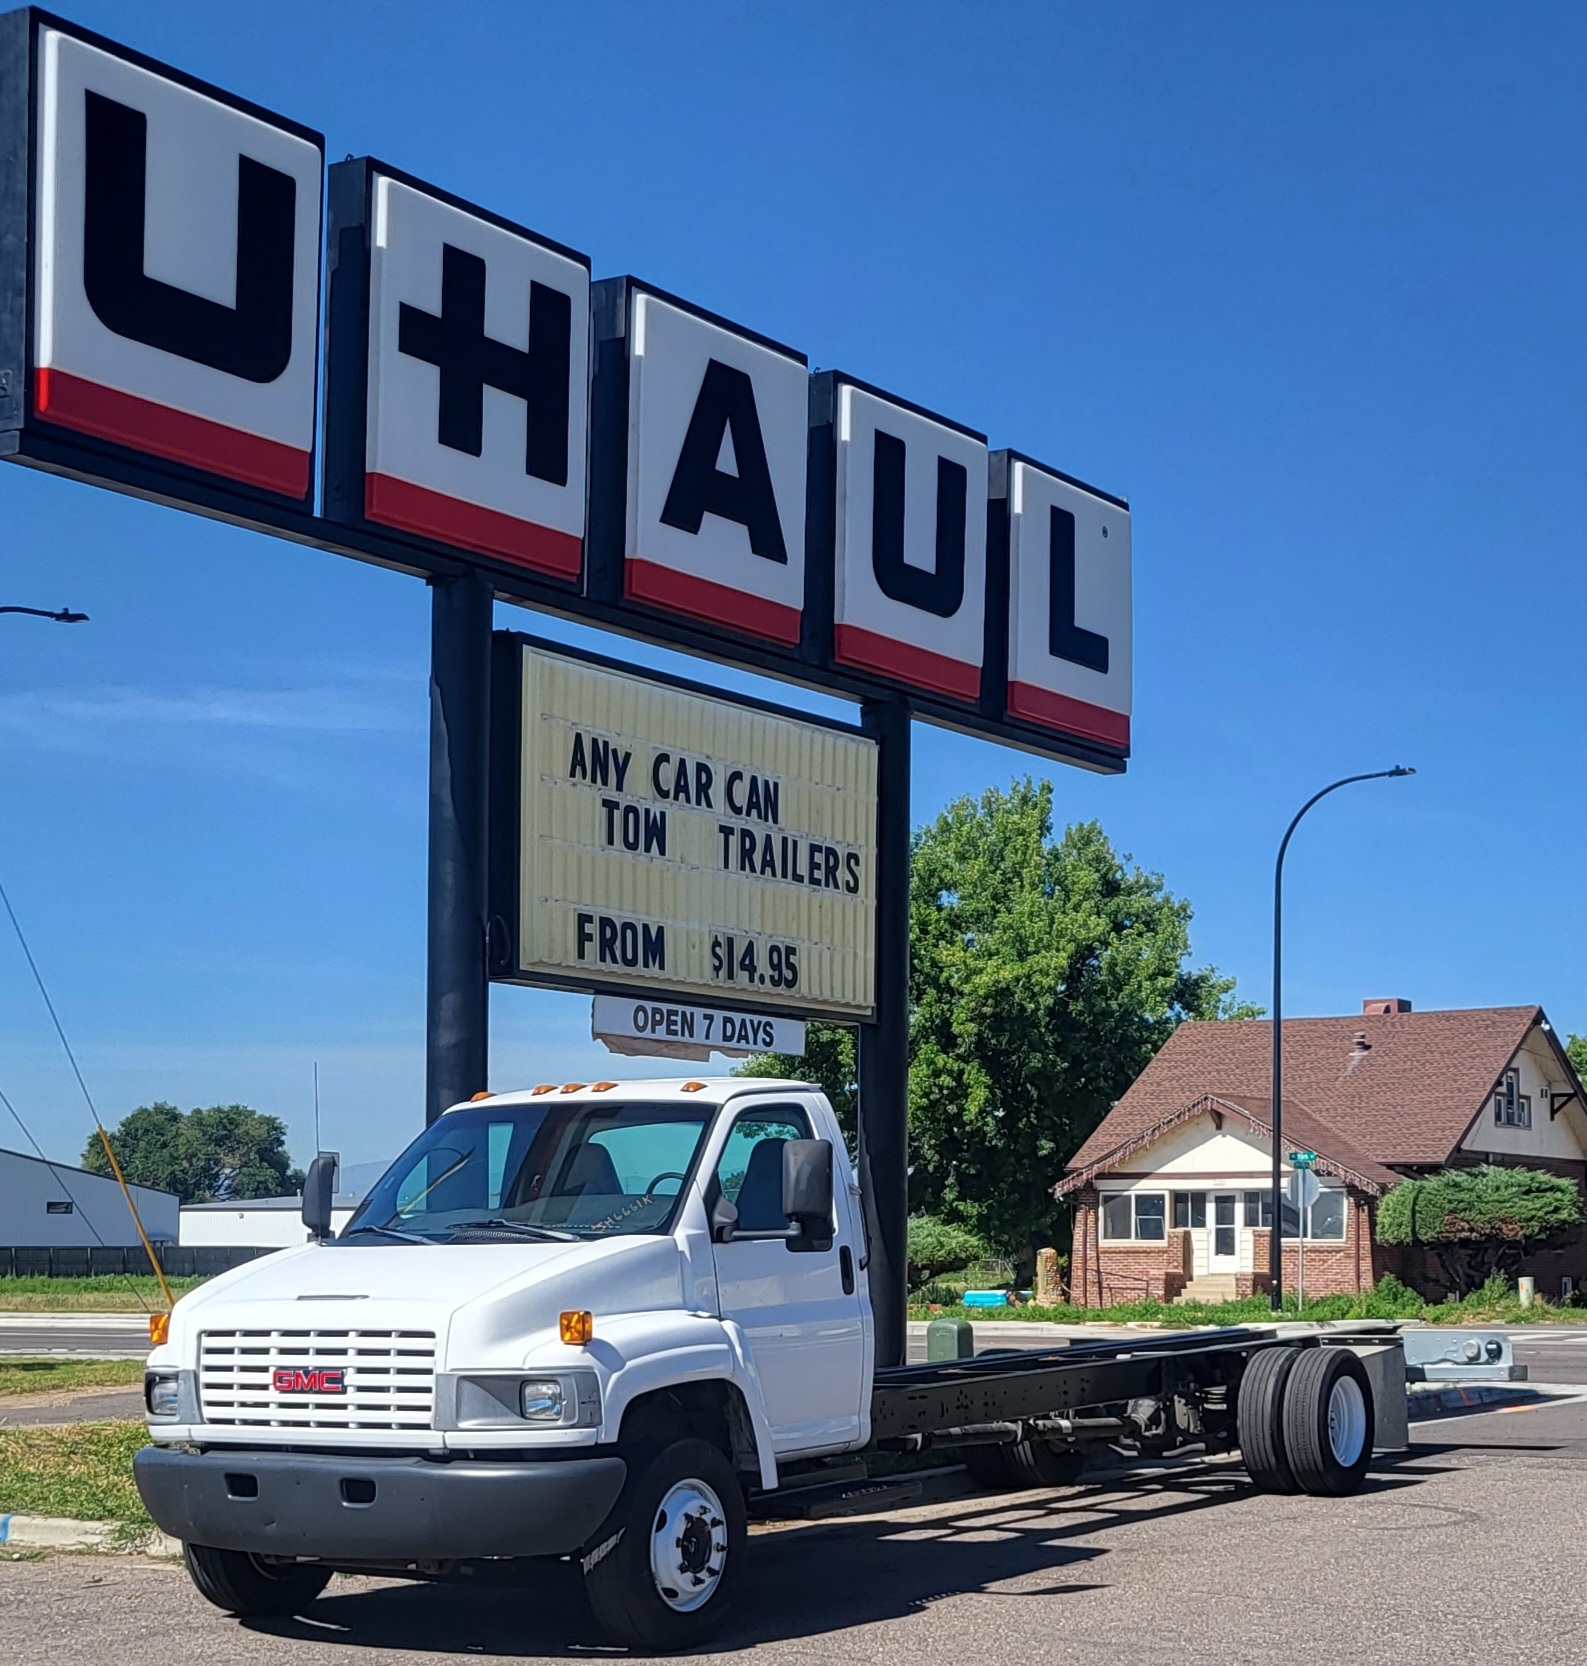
[909,1281,1586,1328]
[0,1358,146,1398]
[0,1421,152,1529]
[0,1276,208,1312]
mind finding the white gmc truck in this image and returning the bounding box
[136,1077,1402,1651]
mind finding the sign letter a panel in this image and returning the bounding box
[830,380,988,702]
[613,285,807,645]
[999,453,1131,754]
[325,161,590,580]
[28,22,323,503]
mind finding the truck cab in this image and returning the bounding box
[136,1078,870,1649]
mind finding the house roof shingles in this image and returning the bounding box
[1063,1005,1544,1187]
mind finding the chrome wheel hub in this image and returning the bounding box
[649,1478,728,1612]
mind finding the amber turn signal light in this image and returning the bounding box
[559,1310,593,1345]
[148,1312,170,1346]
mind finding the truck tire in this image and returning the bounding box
[1282,1346,1375,1497]
[1237,1345,1301,1494]
[581,1438,746,1652]
[962,1438,1082,1492]
[184,1544,331,1615]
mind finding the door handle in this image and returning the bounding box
[839,1245,855,1295]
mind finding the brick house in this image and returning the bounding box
[1056,1001,1587,1305]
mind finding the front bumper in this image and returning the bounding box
[133,1447,626,1562]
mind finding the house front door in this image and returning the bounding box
[1209,1193,1239,1271]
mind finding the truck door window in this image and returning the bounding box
[714,1108,811,1234]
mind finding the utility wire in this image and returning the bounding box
[0,873,175,1309]
[0,1081,156,1314]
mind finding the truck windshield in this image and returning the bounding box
[341,1099,714,1242]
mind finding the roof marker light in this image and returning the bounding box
[469,1090,493,1102]
[591,1081,617,1092]
[681,1081,707,1093]
[531,1084,556,1096]
[561,1082,587,1094]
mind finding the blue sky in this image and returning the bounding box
[3,2,1583,1174]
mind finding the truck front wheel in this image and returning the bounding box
[581,1438,747,1652]
[184,1544,332,1615]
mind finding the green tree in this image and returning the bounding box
[1377,1165,1585,1296]
[84,1102,304,1203]
[1567,1033,1587,1087]
[743,779,1247,1268]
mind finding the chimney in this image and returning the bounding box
[1362,998,1411,1016]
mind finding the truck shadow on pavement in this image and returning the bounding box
[241,1463,1431,1657]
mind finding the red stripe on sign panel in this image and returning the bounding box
[625,559,801,645]
[364,474,582,579]
[833,623,980,702]
[33,369,311,498]
[1007,680,1130,750]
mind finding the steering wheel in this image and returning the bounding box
[645,1170,688,1195]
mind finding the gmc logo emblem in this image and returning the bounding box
[272,1367,345,1395]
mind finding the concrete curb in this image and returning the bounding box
[0,1513,180,1556]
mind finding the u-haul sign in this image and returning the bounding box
[493,640,877,1018]
[0,10,1132,773]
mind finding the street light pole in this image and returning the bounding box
[1270,766,1414,1311]
[0,605,89,622]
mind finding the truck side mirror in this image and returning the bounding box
[710,1193,739,1243]
[782,1140,833,1228]
[302,1151,340,1241]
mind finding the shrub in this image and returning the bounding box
[1377,1166,1584,1296]
[906,1215,989,1293]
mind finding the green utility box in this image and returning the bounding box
[926,1318,975,1361]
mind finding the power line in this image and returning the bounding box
[0,873,174,1309]
[0,1081,156,1314]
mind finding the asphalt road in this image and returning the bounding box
[4,1396,1587,1666]
[0,1315,150,1358]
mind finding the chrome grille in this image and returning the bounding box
[198,1329,437,1430]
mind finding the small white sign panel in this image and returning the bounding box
[32,27,322,499]
[832,382,988,701]
[515,644,877,1017]
[1005,458,1131,751]
[363,173,589,578]
[625,292,807,645]
[593,994,805,1061]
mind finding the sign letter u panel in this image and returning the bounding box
[31,25,323,502]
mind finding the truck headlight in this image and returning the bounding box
[520,1378,567,1421]
[145,1371,180,1420]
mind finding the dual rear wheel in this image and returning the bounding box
[1238,1345,1375,1496]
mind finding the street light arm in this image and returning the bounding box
[0,605,89,623]
[1269,763,1414,1311]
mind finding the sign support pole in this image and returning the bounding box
[858,697,910,1368]
[425,572,493,1124]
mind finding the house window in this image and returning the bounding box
[1171,1191,1207,1230]
[1242,1187,1346,1240]
[1308,1188,1347,1240]
[45,1200,73,1215]
[1494,1069,1531,1129]
[1100,1192,1167,1241]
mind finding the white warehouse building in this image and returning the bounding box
[0,1145,178,1247]
[178,1195,362,1249]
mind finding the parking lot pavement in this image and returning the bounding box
[0,1387,145,1426]
[4,1397,1587,1666]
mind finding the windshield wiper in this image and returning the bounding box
[446,1218,580,1242]
[339,1222,433,1246]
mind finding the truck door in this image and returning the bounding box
[708,1103,866,1454]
